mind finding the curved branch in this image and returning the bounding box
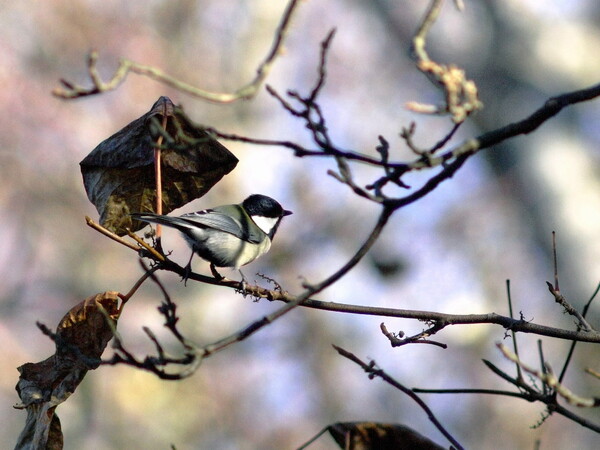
[413,81,600,171]
[409,0,482,122]
[53,0,303,102]
[105,206,394,378]
[203,79,600,206]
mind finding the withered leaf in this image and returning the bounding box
[327,422,444,450]
[55,291,120,362]
[14,292,120,450]
[80,96,238,236]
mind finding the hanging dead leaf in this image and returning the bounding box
[80,96,238,236]
[14,292,120,450]
[55,291,120,362]
[327,422,444,450]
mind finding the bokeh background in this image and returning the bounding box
[1,1,599,449]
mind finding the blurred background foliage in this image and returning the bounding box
[1,0,599,448]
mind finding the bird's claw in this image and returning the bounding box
[210,263,224,281]
[182,263,192,286]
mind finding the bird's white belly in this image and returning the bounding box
[184,229,271,269]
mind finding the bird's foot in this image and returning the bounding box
[237,270,248,296]
[210,263,224,281]
[182,263,193,286]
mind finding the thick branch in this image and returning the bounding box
[160,259,600,343]
[88,212,600,344]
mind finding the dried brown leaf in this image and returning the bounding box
[80,96,238,235]
[56,291,120,361]
[328,422,444,450]
[14,292,120,450]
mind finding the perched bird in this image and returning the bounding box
[131,194,292,281]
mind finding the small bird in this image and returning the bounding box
[131,194,292,282]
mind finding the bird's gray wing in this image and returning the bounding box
[179,209,263,243]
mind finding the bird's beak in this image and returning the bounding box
[283,209,293,216]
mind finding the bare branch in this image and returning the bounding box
[53,0,304,102]
[414,358,600,433]
[559,282,600,383]
[537,339,550,397]
[409,0,483,122]
[586,368,600,380]
[207,80,600,188]
[119,262,160,305]
[89,215,600,345]
[85,215,139,252]
[498,343,600,408]
[104,267,200,380]
[334,345,464,450]
[380,322,448,349]
[546,282,594,332]
[506,279,524,383]
[104,205,394,379]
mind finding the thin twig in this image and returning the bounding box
[85,216,139,251]
[412,387,535,401]
[546,282,594,332]
[416,358,600,432]
[206,127,407,168]
[126,229,166,261]
[153,113,169,237]
[334,345,464,450]
[552,231,559,290]
[409,0,482,123]
[506,279,524,383]
[104,264,201,379]
[380,322,448,349]
[558,281,600,383]
[147,265,193,348]
[429,122,461,153]
[537,340,550,397]
[207,81,600,180]
[498,343,600,408]
[120,263,161,304]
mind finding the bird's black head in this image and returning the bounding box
[243,194,292,219]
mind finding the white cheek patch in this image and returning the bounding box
[252,216,279,235]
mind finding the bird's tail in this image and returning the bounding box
[131,213,191,232]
